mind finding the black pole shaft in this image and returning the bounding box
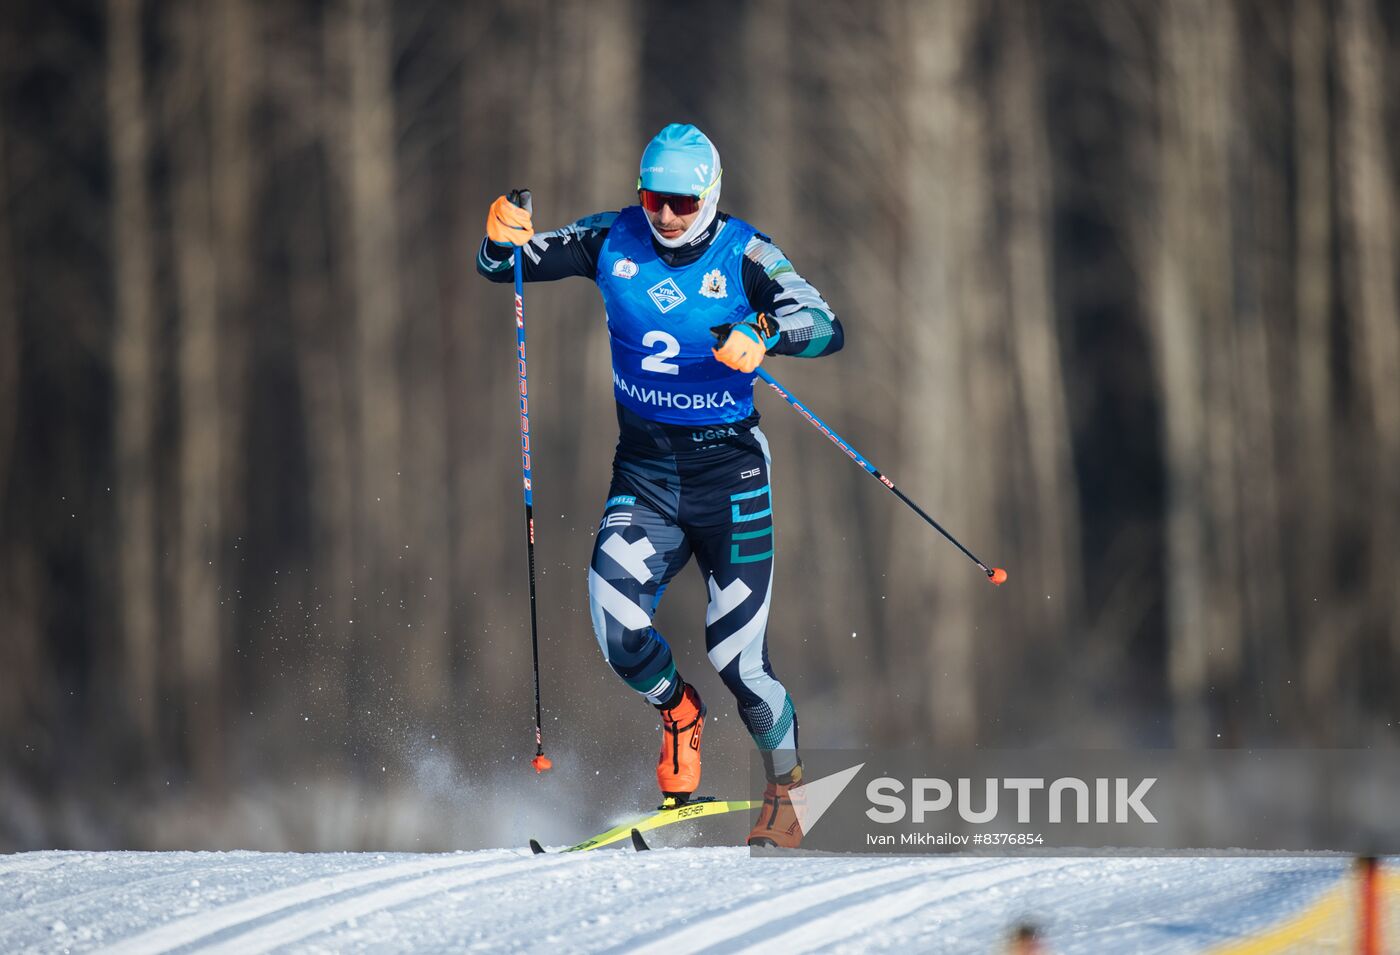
[886,482,992,575]
[525,504,543,755]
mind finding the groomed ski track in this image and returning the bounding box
[0,848,1350,953]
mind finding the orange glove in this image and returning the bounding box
[486,194,533,246]
[712,314,778,373]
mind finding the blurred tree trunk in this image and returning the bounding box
[168,3,227,786]
[738,0,794,232]
[1233,1,1291,731]
[0,102,15,526]
[574,0,640,457]
[1291,0,1340,724]
[395,8,458,714]
[522,0,635,484]
[548,0,641,693]
[1338,0,1400,673]
[0,98,35,743]
[105,0,160,751]
[901,0,990,745]
[498,0,562,713]
[787,2,899,737]
[263,6,357,746]
[336,0,406,742]
[211,0,254,604]
[749,6,834,716]
[0,551,42,746]
[450,2,644,724]
[1152,0,1241,745]
[737,0,854,726]
[454,6,519,716]
[291,210,356,746]
[995,0,1084,668]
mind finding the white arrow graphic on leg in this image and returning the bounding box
[789,763,865,836]
[706,575,752,626]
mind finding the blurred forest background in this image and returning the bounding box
[1,0,1398,851]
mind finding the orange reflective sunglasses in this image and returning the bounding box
[638,190,702,216]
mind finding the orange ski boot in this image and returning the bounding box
[747,765,804,848]
[657,683,705,807]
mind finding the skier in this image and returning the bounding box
[478,124,843,848]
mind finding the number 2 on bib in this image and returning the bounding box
[641,330,681,375]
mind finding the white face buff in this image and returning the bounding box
[647,176,721,249]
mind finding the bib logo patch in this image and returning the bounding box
[647,277,686,313]
[612,257,638,279]
[699,269,728,299]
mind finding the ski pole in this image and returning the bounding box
[508,188,552,773]
[755,366,1007,586]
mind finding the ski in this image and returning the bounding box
[529,797,759,854]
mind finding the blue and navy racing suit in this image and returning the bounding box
[478,207,843,781]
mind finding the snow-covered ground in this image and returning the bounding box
[0,846,1350,953]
